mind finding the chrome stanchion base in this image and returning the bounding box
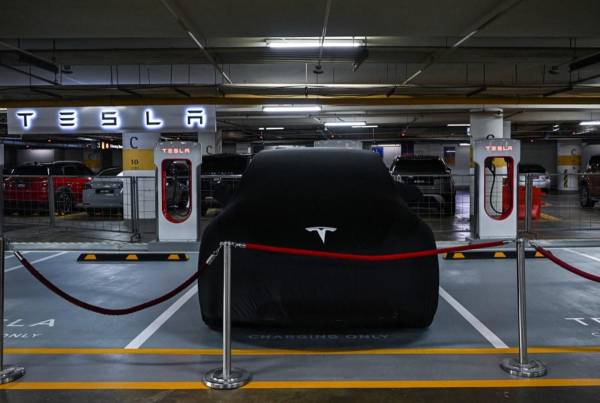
[0,366,25,384]
[501,358,547,378]
[203,367,251,390]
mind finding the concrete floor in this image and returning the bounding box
[0,246,598,400]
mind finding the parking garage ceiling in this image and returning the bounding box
[1,0,600,142]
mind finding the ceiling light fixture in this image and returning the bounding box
[267,40,361,48]
[447,123,471,127]
[258,127,285,131]
[325,121,366,127]
[352,124,378,128]
[263,105,321,113]
[459,143,471,146]
[580,121,600,126]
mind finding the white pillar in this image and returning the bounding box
[83,149,102,173]
[556,141,581,192]
[122,132,160,219]
[470,109,504,140]
[198,131,219,157]
[503,120,511,139]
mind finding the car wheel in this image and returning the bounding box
[55,191,73,215]
[580,185,595,208]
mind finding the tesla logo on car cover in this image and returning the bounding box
[305,226,337,243]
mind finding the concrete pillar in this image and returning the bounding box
[198,131,220,157]
[83,149,102,173]
[470,109,504,140]
[556,141,581,192]
[503,120,511,139]
[122,132,160,219]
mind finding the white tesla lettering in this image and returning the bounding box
[58,109,78,129]
[305,226,337,243]
[16,110,36,129]
[144,109,163,128]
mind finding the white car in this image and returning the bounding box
[82,167,124,215]
[518,164,551,190]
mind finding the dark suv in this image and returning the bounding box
[580,155,600,208]
[200,153,251,216]
[390,156,456,216]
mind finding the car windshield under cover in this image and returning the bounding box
[392,158,447,174]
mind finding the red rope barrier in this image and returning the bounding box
[534,246,600,283]
[244,240,507,262]
[13,251,207,316]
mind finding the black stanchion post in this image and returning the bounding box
[47,175,55,228]
[500,238,547,377]
[524,174,533,234]
[0,237,25,383]
[203,241,251,390]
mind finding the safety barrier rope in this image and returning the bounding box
[12,247,220,316]
[242,239,508,261]
[533,245,600,283]
[11,240,509,316]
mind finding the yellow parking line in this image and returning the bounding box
[540,213,561,222]
[2,378,600,390]
[5,346,600,356]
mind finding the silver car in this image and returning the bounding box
[82,167,124,215]
[518,164,551,190]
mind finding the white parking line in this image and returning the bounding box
[125,285,198,349]
[5,251,68,273]
[439,286,508,349]
[564,248,600,264]
[4,251,30,260]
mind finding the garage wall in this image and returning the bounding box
[520,141,557,174]
[16,149,55,164]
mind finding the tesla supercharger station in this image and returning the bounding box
[155,141,202,242]
[473,138,520,239]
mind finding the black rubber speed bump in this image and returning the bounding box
[444,250,545,260]
[78,253,189,262]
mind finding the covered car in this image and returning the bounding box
[198,148,439,329]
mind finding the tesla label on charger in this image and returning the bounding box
[8,105,216,134]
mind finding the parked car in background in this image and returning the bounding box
[200,153,251,216]
[518,164,551,190]
[4,161,94,214]
[580,155,600,208]
[82,167,124,216]
[390,155,456,216]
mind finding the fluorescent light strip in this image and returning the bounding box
[258,127,284,131]
[459,143,471,146]
[352,125,378,128]
[580,121,600,126]
[268,41,361,48]
[263,106,321,113]
[325,121,366,127]
[447,123,471,127]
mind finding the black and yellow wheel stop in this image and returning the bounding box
[444,251,545,260]
[77,253,189,262]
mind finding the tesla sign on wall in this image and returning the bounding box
[7,105,216,134]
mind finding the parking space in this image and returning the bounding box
[2,249,598,386]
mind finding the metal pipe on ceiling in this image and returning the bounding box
[159,0,232,84]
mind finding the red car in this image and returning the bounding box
[4,161,94,214]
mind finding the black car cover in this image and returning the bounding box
[198,148,439,328]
